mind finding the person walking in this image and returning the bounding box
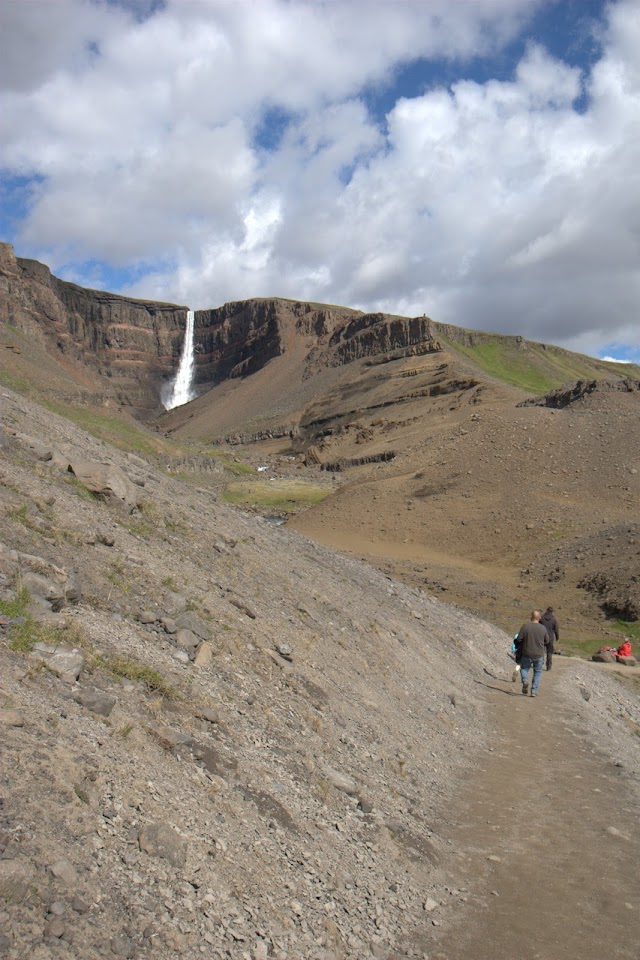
[515,610,551,698]
[540,606,559,671]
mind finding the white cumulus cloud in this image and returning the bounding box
[0,0,639,361]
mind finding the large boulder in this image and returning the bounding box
[592,651,616,663]
[31,643,85,682]
[67,458,138,504]
[19,572,66,611]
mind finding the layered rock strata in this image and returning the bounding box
[1,242,187,412]
[2,243,442,413]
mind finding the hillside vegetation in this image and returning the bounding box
[436,327,640,393]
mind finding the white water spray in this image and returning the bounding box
[164,309,196,409]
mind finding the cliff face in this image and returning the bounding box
[1,243,441,413]
[196,300,441,383]
[0,243,188,412]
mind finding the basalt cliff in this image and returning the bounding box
[0,243,441,416]
[0,243,187,413]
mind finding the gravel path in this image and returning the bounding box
[404,657,640,960]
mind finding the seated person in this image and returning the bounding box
[617,639,632,658]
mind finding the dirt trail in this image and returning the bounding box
[408,660,640,960]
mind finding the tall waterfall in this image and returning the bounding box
[164,309,196,410]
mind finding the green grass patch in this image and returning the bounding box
[99,655,178,699]
[610,620,640,641]
[222,478,331,513]
[557,624,638,659]
[440,334,640,396]
[558,633,603,659]
[198,446,257,476]
[0,586,31,619]
[0,366,33,394]
[41,400,180,457]
[8,503,30,525]
[1,586,91,653]
[106,558,133,595]
[221,458,257,477]
[63,475,100,501]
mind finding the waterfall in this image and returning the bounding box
[164,309,196,410]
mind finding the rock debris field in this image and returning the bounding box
[0,386,639,960]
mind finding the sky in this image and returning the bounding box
[1,0,639,363]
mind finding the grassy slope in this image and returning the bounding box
[222,478,331,513]
[437,332,640,394]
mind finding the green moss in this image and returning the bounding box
[64,475,99,501]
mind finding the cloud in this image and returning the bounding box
[1,0,639,360]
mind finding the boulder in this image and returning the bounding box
[14,432,52,460]
[0,709,24,726]
[324,766,358,796]
[19,572,66,611]
[67,458,138,504]
[49,859,78,888]
[175,628,201,659]
[0,542,18,576]
[31,643,85,682]
[616,655,637,666]
[194,641,213,667]
[96,528,115,546]
[174,611,212,641]
[0,860,35,903]
[151,725,193,751]
[137,610,157,624]
[74,687,116,717]
[592,651,616,663]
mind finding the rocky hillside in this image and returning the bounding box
[1,384,513,960]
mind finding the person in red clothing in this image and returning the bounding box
[617,639,632,658]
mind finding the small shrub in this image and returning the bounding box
[9,503,29,525]
[116,722,135,739]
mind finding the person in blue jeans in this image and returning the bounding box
[515,610,551,697]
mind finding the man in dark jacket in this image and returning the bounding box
[540,607,559,671]
[516,610,550,697]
